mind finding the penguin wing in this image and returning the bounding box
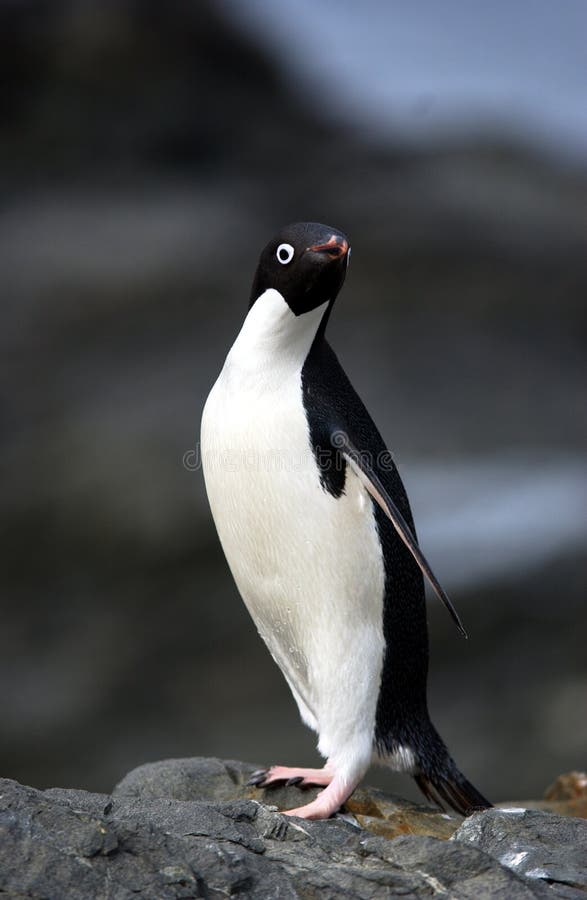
[333,429,467,638]
[301,339,466,638]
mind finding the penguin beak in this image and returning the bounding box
[307,235,349,260]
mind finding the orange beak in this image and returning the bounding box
[307,234,349,259]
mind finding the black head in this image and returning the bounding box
[249,222,350,316]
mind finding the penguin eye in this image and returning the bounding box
[276,243,295,265]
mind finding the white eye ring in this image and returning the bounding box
[276,243,294,265]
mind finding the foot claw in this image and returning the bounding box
[247,765,334,790]
[285,776,305,786]
[246,769,269,787]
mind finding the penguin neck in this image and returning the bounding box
[225,288,329,379]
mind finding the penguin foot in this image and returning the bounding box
[247,765,333,789]
[282,773,361,820]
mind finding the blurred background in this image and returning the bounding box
[1,0,586,804]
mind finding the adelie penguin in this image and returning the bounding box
[201,222,491,820]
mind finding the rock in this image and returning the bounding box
[113,756,259,803]
[346,786,463,840]
[543,771,587,818]
[366,834,553,899]
[113,757,463,840]
[496,772,587,820]
[113,755,326,812]
[453,807,587,898]
[1,758,585,898]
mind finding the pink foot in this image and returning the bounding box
[247,764,333,789]
[283,773,361,820]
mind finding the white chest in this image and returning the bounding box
[200,291,386,742]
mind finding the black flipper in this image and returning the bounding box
[334,429,467,638]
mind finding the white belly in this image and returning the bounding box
[200,290,386,771]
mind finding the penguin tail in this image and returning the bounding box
[379,719,492,816]
[408,721,493,816]
[413,766,492,817]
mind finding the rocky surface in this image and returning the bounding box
[1,758,585,899]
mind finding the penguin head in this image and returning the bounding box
[249,222,350,316]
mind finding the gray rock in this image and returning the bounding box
[113,755,325,811]
[454,807,587,898]
[368,834,553,899]
[0,776,294,899]
[1,758,585,898]
[113,756,259,802]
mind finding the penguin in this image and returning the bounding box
[200,222,491,820]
